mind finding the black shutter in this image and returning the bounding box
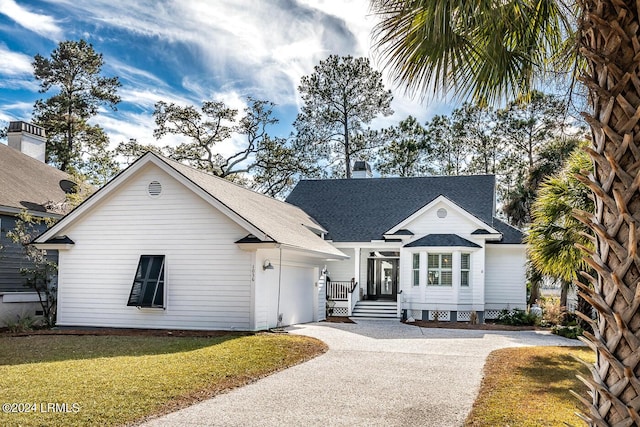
[127,255,165,307]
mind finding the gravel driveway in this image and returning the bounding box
[143,320,581,427]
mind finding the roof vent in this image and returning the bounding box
[148,181,162,197]
[437,208,447,218]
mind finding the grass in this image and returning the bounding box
[466,346,595,426]
[0,333,326,427]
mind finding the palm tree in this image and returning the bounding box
[527,146,594,309]
[370,1,640,425]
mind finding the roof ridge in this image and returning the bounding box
[153,152,302,209]
[297,174,496,183]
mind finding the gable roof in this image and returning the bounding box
[0,143,74,216]
[286,175,499,242]
[404,234,481,248]
[35,152,347,259]
[490,218,525,244]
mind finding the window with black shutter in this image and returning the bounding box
[127,255,165,308]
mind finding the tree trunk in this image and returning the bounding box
[560,280,568,310]
[573,1,640,425]
[344,117,351,179]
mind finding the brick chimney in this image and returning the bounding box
[352,160,372,178]
[7,121,46,162]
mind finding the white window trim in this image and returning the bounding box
[412,253,420,286]
[460,253,471,287]
[427,253,453,286]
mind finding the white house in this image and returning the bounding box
[286,170,526,322]
[34,154,526,330]
[34,153,347,331]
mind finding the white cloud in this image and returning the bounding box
[2,0,452,157]
[108,60,168,89]
[0,100,33,123]
[0,0,63,40]
[39,1,369,105]
[0,44,33,76]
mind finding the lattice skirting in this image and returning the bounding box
[331,307,349,316]
[428,310,451,321]
[457,311,472,322]
[409,309,423,320]
[484,310,501,320]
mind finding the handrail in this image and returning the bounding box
[326,280,358,301]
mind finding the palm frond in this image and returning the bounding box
[371,0,571,104]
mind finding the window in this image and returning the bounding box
[127,255,165,308]
[412,253,420,286]
[461,253,470,287]
[428,253,452,286]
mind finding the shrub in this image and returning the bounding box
[5,314,38,333]
[539,297,565,326]
[552,325,583,339]
[496,308,539,326]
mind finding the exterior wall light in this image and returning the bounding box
[263,259,274,270]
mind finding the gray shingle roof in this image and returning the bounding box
[489,218,524,244]
[36,153,347,259]
[286,175,499,242]
[404,234,481,248]
[156,155,346,258]
[0,143,74,215]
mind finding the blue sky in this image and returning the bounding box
[0,0,454,155]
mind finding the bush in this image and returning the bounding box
[5,314,38,333]
[496,308,539,326]
[552,325,583,339]
[539,297,565,326]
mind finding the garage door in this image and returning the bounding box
[278,265,315,326]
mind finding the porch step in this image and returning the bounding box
[351,300,399,318]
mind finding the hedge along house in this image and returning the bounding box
[286,167,526,322]
[0,121,76,325]
[34,152,347,331]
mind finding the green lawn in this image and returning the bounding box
[466,346,595,426]
[0,333,326,427]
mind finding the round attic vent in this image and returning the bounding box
[437,208,448,218]
[148,181,162,197]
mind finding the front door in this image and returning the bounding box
[367,258,398,301]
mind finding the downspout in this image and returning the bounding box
[276,246,283,327]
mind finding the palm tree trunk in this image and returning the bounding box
[572,1,640,424]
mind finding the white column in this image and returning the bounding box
[354,247,361,300]
[453,251,460,306]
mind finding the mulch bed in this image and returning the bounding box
[323,316,356,324]
[405,320,542,331]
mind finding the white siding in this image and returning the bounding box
[325,248,355,281]
[402,200,482,238]
[317,271,326,321]
[485,245,526,309]
[57,164,253,330]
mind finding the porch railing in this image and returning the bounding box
[326,280,359,317]
[326,280,357,301]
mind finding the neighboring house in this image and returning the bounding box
[0,121,74,325]
[34,152,347,331]
[286,168,526,322]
